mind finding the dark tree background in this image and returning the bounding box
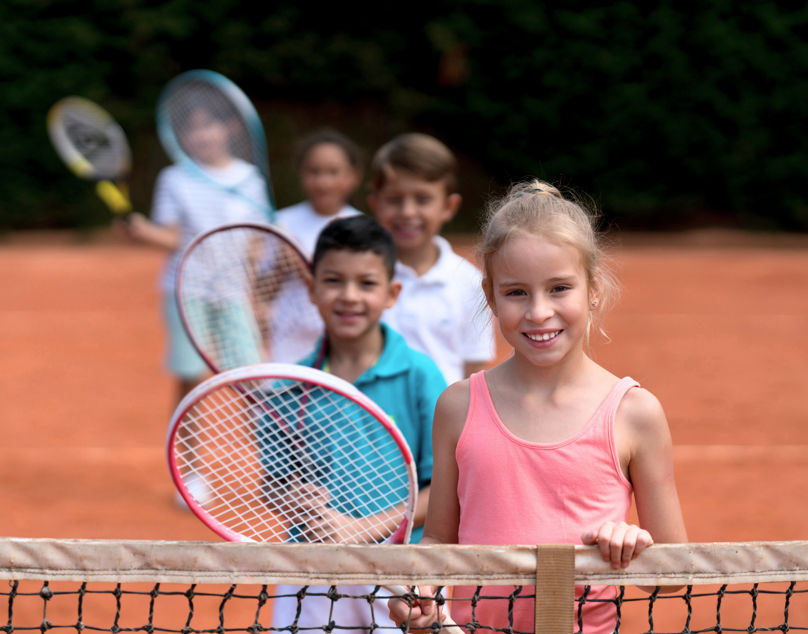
[2,1,807,233]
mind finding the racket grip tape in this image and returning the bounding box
[95,181,131,214]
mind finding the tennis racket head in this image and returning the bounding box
[166,363,418,545]
[46,96,132,214]
[176,222,323,372]
[156,69,274,214]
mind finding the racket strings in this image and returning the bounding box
[163,80,256,167]
[255,381,410,541]
[178,392,277,534]
[179,226,322,371]
[173,378,412,543]
[65,118,112,160]
[48,97,131,181]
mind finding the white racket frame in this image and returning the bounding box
[46,96,133,215]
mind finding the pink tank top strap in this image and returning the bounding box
[468,371,488,402]
[466,371,494,429]
[595,376,641,421]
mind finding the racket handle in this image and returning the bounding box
[384,585,457,631]
[95,180,132,215]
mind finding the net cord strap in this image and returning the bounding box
[535,544,574,634]
[4,538,808,585]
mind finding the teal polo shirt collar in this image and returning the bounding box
[302,323,412,384]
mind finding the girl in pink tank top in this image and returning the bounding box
[388,180,687,634]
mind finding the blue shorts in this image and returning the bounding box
[163,293,208,379]
[164,293,264,378]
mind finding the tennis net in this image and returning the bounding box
[2,537,808,634]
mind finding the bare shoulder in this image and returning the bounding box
[436,379,472,417]
[434,379,472,440]
[616,386,672,441]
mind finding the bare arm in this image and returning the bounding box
[583,388,687,576]
[623,388,687,546]
[388,381,469,629]
[118,213,180,251]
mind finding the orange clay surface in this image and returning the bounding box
[1,228,808,545]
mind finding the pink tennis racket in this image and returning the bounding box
[176,222,323,372]
[165,362,455,629]
[166,362,418,544]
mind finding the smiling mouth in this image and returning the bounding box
[393,224,422,235]
[525,330,561,342]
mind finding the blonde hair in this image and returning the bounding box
[370,133,457,194]
[478,179,618,344]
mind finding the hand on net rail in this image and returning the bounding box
[581,520,654,570]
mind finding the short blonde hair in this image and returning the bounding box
[370,133,457,194]
[478,179,618,344]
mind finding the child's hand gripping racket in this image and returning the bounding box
[165,363,455,629]
[156,69,275,221]
[176,222,323,372]
[47,96,133,216]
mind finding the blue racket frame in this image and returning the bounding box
[156,69,275,221]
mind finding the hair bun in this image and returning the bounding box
[529,181,563,199]
[512,180,563,201]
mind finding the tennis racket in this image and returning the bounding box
[46,96,132,215]
[176,222,323,373]
[156,69,275,221]
[166,362,456,629]
[166,362,418,543]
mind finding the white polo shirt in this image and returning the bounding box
[383,236,496,385]
[275,201,361,258]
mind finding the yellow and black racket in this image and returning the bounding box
[47,96,132,216]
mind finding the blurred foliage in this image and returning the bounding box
[1,1,807,233]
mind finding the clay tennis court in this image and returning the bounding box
[1,228,808,545]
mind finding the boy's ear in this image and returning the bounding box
[386,279,402,308]
[306,271,316,302]
[442,192,462,223]
[367,193,378,213]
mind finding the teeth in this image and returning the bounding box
[526,331,559,342]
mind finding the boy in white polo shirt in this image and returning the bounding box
[368,132,496,385]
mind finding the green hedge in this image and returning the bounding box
[2,1,807,232]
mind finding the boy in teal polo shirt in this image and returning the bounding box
[296,321,441,519]
[270,215,446,633]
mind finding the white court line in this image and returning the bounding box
[674,444,808,462]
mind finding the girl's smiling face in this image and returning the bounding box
[487,232,592,368]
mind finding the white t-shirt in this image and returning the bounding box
[152,160,270,292]
[382,236,496,385]
[275,200,361,259]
